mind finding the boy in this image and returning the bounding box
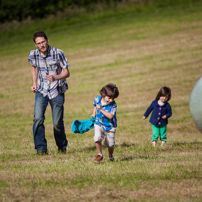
[91,83,119,163]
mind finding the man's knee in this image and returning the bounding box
[34,117,45,125]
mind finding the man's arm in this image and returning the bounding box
[31,66,37,93]
[46,67,70,82]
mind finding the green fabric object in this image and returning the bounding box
[151,124,167,142]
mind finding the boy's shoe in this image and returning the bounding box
[94,155,103,163]
[109,155,114,161]
[152,141,156,147]
[161,141,166,147]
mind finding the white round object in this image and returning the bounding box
[190,76,202,133]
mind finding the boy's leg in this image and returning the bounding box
[151,124,160,144]
[95,141,102,155]
[93,124,104,163]
[104,128,115,160]
[94,124,104,155]
[94,141,103,163]
[160,125,167,142]
[108,147,114,157]
[108,147,114,161]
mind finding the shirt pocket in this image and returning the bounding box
[47,59,58,70]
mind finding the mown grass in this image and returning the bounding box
[0,1,202,202]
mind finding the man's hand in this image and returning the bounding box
[46,75,55,82]
[142,116,146,120]
[31,85,37,93]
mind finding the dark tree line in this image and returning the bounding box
[0,0,124,23]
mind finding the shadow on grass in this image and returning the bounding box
[172,141,202,146]
[68,141,202,158]
[120,155,149,161]
[117,142,137,148]
[68,145,97,154]
[160,141,202,153]
[69,142,138,154]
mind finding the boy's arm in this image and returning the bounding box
[97,105,114,119]
[91,106,96,118]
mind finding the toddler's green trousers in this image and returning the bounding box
[151,124,167,142]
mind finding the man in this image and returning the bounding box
[28,30,70,154]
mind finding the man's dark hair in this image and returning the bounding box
[100,83,119,99]
[33,31,48,43]
[155,86,171,101]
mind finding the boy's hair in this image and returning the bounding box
[155,86,171,101]
[33,31,48,43]
[100,83,119,99]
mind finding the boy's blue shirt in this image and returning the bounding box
[93,95,117,130]
[144,100,172,126]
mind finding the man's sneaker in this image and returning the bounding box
[94,155,103,163]
[109,155,114,161]
[152,141,156,147]
[161,141,166,147]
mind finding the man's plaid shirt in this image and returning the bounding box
[28,45,69,99]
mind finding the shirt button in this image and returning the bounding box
[158,117,160,120]
[158,113,161,115]
[159,108,161,110]
[158,122,161,125]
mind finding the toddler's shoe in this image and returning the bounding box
[152,140,156,147]
[94,155,103,163]
[161,141,166,147]
[109,155,114,161]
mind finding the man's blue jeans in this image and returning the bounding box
[33,91,68,152]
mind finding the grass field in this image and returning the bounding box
[0,1,202,201]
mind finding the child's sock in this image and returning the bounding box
[152,140,156,147]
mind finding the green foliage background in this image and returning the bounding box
[0,0,200,23]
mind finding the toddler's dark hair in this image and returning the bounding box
[33,31,48,43]
[100,83,119,99]
[155,86,171,101]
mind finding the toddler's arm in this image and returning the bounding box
[143,101,154,119]
[163,104,172,119]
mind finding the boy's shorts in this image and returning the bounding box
[94,124,116,147]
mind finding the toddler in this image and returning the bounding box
[91,83,119,163]
[142,87,172,147]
